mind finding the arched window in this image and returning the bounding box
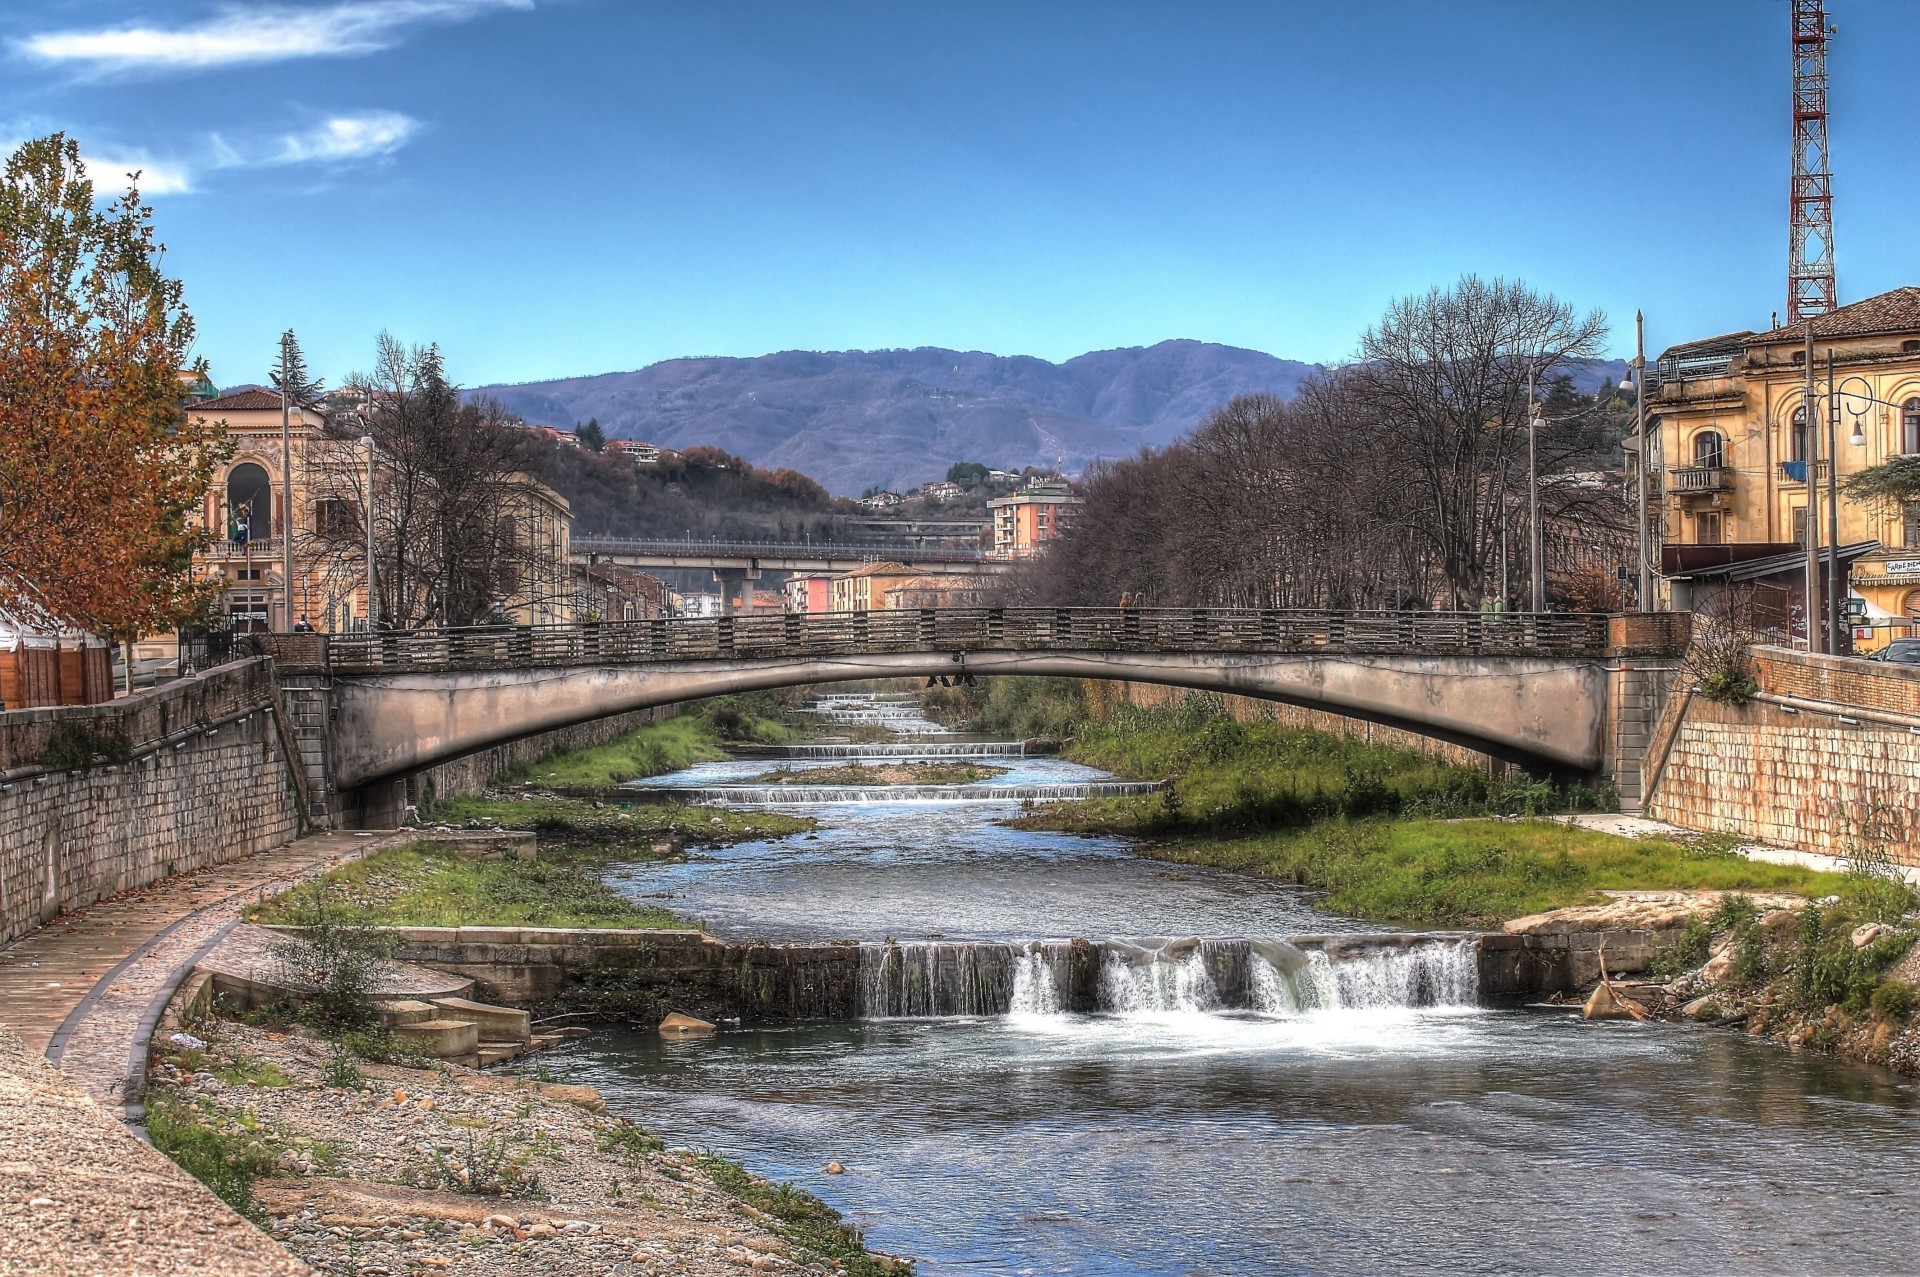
[1790,406,1808,462]
[225,463,272,542]
[1903,398,1920,455]
[1692,430,1725,469]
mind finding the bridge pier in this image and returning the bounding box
[713,564,762,616]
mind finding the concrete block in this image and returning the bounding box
[391,1018,480,1057]
[430,996,530,1042]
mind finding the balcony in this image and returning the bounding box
[1776,459,1829,485]
[202,537,282,560]
[1666,466,1733,495]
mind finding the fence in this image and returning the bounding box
[259,608,1627,675]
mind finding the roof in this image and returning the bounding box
[1664,540,1881,582]
[836,561,917,579]
[1752,287,1920,343]
[1655,330,1754,360]
[195,388,286,412]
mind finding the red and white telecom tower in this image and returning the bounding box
[1788,0,1836,323]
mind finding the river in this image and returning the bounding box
[533,694,1920,1275]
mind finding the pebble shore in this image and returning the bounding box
[149,1020,900,1276]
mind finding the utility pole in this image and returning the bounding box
[1527,369,1544,612]
[1825,347,1843,653]
[1633,311,1651,611]
[1803,322,1821,651]
[277,334,297,633]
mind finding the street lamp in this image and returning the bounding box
[1625,311,1651,612]
[362,435,377,632]
[1527,371,1545,613]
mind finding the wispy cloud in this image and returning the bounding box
[5,110,424,197]
[85,149,196,195]
[265,111,420,164]
[19,1,533,73]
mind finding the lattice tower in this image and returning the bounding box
[1788,0,1836,323]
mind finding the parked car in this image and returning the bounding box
[1864,638,1920,665]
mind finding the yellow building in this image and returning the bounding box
[498,473,575,626]
[987,484,1080,559]
[173,387,364,638]
[830,562,923,612]
[1648,286,1920,644]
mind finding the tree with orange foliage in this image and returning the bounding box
[0,135,228,638]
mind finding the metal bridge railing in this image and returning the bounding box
[272,608,1618,674]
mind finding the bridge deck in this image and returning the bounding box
[259,607,1647,675]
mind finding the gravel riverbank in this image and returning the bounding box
[148,1020,905,1276]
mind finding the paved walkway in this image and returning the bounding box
[0,830,401,1116]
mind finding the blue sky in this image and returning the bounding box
[4,1,1918,389]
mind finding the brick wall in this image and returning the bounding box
[1091,680,1496,769]
[1646,648,1920,865]
[1754,646,1920,717]
[0,660,300,946]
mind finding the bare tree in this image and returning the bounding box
[304,334,565,629]
[1348,276,1608,608]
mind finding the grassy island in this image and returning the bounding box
[758,761,1005,786]
[990,683,1851,928]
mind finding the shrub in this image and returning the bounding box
[1697,669,1759,706]
[38,722,133,769]
[265,885,396,1034]
[1871,978,1915,1022]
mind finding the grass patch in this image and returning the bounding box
[691,1152,904,1275]
[497,716,727,788]
[146,1091,279,1221]
[493,699,798,789]
[1013,693,1612,838]
[423,794,813,844]
[247,842,687,930]
[1141,817,1853,929]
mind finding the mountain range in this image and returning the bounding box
[471,342,1628,496]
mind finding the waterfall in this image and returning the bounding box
[854,936,1481,1020]
[652,781,1163,805]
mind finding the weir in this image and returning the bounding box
[855,935,1481,1019]
[732,741,1035,758]
[638,780,1163,805]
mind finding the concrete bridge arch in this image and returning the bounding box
[266,609,1687,825]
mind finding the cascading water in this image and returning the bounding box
[651,780,1162,805]
[855,936,1480,1020]
[735,741,1032,758]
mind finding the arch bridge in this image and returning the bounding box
[260,608,1689,826]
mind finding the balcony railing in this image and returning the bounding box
[1650,351,1736,389]
[1777,460,1831,484]
[202,537,283,559]
[1667,466,1733,494]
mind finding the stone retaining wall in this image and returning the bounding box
[1647,692,1920,866]
[410,704,676,805]
[384,926,861,1024]
[0,660,300,946]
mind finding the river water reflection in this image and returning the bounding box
[570,700,1920,1274]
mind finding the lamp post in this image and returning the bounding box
[1803,323,1821,651]
[1631,312,1651,610]
[1527,369,1545,612]
[277,335,298,633]
[362,435,377,631]
[1826,348,1843,654]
